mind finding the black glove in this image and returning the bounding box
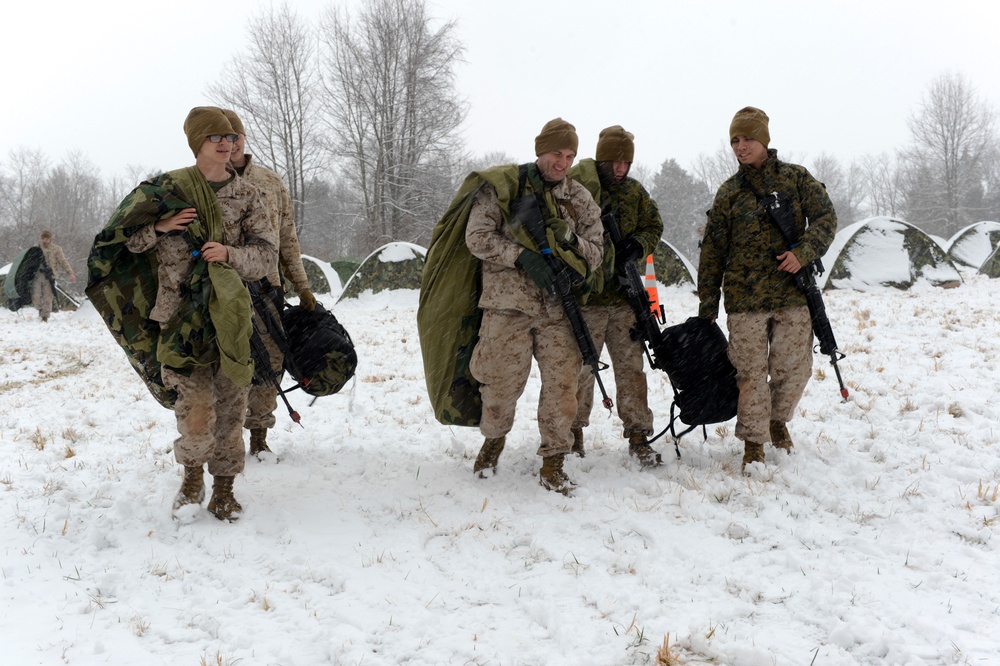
[614,238,644,271]
[515,249,556,290]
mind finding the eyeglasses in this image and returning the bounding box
[207,134,239,143]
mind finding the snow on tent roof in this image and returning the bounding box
[944,221,1000,268]
[299,253,343,298]
[338,242,426,301]
[652,239,696,289]
[819,216,962,291]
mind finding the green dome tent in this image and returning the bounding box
[652,239,696,289]
[945,221,1000,269]
[338,242,426,302]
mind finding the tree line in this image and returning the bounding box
[2,0,998,290]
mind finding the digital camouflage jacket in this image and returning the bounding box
[698,150,836,319]
[569,158,663,307]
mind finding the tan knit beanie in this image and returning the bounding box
[729,106,770,147]
[183,106,235,156]
[40,229,53,240]
[222,109,245,135]
[534,118,579,156]
[595,125,635,162]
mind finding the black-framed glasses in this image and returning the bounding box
[207,134,239,143]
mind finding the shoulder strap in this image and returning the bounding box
[738,172,765,201]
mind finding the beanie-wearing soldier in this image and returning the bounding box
[568,126,663,467]
[698,107,836,471]
[222,109,315,459]
[32,230,76,322]
[467,118,604,494]
[123,106,276,519]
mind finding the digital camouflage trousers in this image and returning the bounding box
[726,306,813,444]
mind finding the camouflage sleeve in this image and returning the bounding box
[466,184,523,268]
[568,184,604,272]
[275,180,311,292]
[634,186,664,257]
[124,222,159,254]
[52,245,75,277]
[697,191,730,320]
[794,170,838,265]
[225,189,277,282]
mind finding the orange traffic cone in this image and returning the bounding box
[644,254,660,315]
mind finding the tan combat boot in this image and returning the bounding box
[172,465,205,513]
[207,476,243,522]
[249,428,271,457]
[539,453,575,495]
[571,428,585,458]
[742,441,765,472]
[628,433,662,468]
[473,437,506,478]
[769,420,794,453]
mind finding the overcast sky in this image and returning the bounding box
[2,0,997,182]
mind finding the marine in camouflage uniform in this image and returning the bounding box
[123,107,276,520]
[222,109,315,458]
[568,126,663,467]
[31,230,76,321]
[697,107,836,471]
[467,118,604,494]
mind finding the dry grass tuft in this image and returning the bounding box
[655,633,684,665]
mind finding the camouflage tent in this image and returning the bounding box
[0,256,81,312]
[819,217,962,290]
[331,258,361,285]
[652,239,696,289]
[298,253,343,298]
[338,242,426,302]
[978,245,1000,278]
[944,221,1000,269]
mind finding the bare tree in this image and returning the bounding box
[809,153,861,228]
[691,142,737,195]
[319,0,467,251]
[856,152,904,219]
[208,2,325,236]
[462,151,519,174]
[900,71,998,236]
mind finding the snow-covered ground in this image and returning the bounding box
[2,276,999,665]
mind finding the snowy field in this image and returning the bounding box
[2,275,999,665]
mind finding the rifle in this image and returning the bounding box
[761,191,849,400]
[600,209,670,372]
[247,280,303,424]
[509,193,614,413]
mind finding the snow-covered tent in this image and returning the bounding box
[944,221,1000,269]
[338,242,426,301]
[330,258,361,285]
[0,261,81,311]
[977,245,1000,278]
[652,239,696,289]
[298,253,343,299]
[819,217,962,290]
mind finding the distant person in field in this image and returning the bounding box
[568,126,664,468]
[32,230,76,322]
[222,109,315,460]
[697,107,837,472]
